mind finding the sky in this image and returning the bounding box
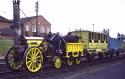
[0,0,125,37]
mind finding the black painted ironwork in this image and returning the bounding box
[13,0,21,45]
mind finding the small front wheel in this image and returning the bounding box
[53,56,62,69]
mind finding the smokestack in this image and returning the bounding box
[13,0,21,45]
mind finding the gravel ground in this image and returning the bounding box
[0,56,125,79]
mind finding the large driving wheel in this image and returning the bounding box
[53,56,61,69]
[5,47,23,71]
[24,47,43,73]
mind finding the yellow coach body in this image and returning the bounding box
[65,43,84,58]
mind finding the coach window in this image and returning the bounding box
[96,33,98,40]
[106,35,108,41]
[89,32,91,40]
[94,33,95,40]
[104,34,106,41]
[104,34,105,41]
[94,33,96,40]
[101,34,103,41]
[98,33,100,40]
[102,34,104,40]
[92,32,94,40]
[100,34,102,40]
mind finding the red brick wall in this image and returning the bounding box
[0,22,10,29]
[0,16,51,37]
[0,21,11,36]
[23,16,51,36]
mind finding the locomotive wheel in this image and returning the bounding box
[67,59,72,66]
[75,58,80,64]
[24,47,43,73]
[53,56,61,69]
[5,47,23,71]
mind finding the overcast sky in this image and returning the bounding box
[0,0,125,37]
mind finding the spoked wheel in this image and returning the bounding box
[67,59,72,66]
[5,47,23,71]
[24,47,43,73]
[53,56,61,69]
[75,58,80,65]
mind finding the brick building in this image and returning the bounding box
[0,16,11,36]
[0,15,51,37]
[20,15,51,36]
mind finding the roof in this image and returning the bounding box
[0,16,11,23]
[20,15,51,25]
[71,30,107,34]
[20,16,36,23]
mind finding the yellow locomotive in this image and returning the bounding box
[6,33,85,73]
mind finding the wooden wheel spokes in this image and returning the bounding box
[5,48,23,71]
[26,47,42,73]
[10,61,21,69]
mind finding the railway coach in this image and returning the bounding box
[70,30,108,59]
[70,30,125,58]
[107,37,125,57]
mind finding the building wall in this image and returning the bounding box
[0,21,10,29]
[23,16,51,36]
[0,16,51,37]
[0,21,11,35]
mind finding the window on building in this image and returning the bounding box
[25,25,29,31]
[40,26,45,33]
[32,26,36,32]
[46,27,50,33]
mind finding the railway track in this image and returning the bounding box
[0,55,125,79]
[43,55,125,78]
[0,59,5,65]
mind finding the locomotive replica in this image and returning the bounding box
[5,0,125,73]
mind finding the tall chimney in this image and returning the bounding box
[13,0,21,45]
